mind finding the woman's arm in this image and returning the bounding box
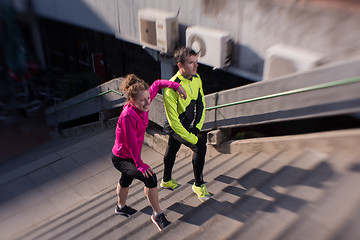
[149,80,186,101]
[122,115,149,173]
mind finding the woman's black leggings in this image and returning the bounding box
[163,131,207,186]
[112,154,157,188]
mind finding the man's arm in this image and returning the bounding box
[193,91,205,132]
[193,77,206,132]
[164,88,198,145]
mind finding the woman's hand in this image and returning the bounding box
[177,85,187,100]
[143,167,155,178]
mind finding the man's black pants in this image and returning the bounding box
[163,131,207,186]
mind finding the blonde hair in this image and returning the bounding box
[121,74,149,100]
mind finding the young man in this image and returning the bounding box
[161,47,210,202]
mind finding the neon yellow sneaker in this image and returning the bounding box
[160,178,180,190]
[192,183,211,202]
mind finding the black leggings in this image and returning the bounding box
[112,154,157,188]
[163,131,207,186]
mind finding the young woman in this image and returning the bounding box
[112,74,186,231]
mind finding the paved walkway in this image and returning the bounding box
[0,114,51,163]
[0,127,131,240]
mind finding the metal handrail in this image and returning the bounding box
[46,89,124,115]
[205,76,360,111]
[47,76,360,116]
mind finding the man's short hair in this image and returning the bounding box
[174,47,198,63]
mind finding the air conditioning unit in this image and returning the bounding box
[138,8,179,54]
[263,43,324,81]
[186,25,232,69]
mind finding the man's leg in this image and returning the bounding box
[169,132,207,186]
[191,133,207,186]
[163,134,182,182]
[169,132,210,201]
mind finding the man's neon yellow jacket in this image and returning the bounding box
[163,71,206,145]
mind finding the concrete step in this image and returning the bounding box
[68,153,199,240]
[60,151,260,240]
[184,148,328,240]
[226,149,359,240]
[329,204,360,240]
[274,152,360,240]
[150,149,282,240]
[103,152,246,240]
[12,151,191,240]
[5,128,360,240]
[13,150,226,240]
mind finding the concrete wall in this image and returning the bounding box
[29,0,360,80]
[31,0,117,35]
[203,56,360,130]
[148,56,360,131]
[45,78,126,125]
[46,56,360,134]
[34,0,360,130]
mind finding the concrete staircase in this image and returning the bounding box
[7,127,360,240]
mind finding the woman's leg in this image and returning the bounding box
[117,182,130,207]
[112,154,163,214]
[144,187,161,215]
[112,155,134,207]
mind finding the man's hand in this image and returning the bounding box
[196,134,207,147]
[176,85,187,100]
[190,127,200,135]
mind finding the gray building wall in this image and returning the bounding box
[30,0,360,80]
[31,0,117,35]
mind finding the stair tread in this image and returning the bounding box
[185,149,327,240]
[7,128,360,240]
[151,149,289,239]
[276,155,360,240]
[225,149,354,240]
